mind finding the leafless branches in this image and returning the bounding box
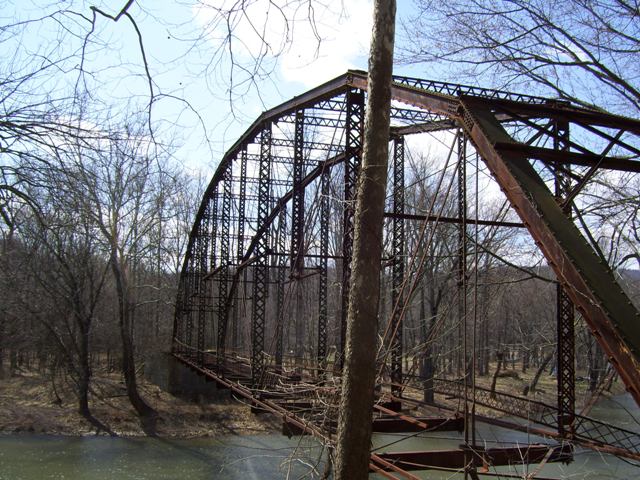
[400,0,640,114]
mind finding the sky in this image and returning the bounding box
[1,0,508,211]
[3,0,438,174]
[96,0,426,173]
[160,0,418,172]
[14,0,632,269]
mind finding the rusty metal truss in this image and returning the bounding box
[172,70,640,476]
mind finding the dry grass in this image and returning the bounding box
[0,369,278,437]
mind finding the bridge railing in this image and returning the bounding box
[405,375,640,456]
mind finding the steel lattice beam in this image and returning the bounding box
[251,122,271,386]
[340,88,364,367]
[554,119,576,437]
[275,208,287,372]
[216,165,232,369]
[290,110,305,275]
[390,136,405,397]
[457,133,467,378]
[318,168,330,371]
[233,150,248,351]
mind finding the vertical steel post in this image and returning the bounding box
[233,149,248,351]
[340,89,364,367]
[181,255,194,355]
[554,119,575,437]
[209,188,219,271]
[291,110,305,275]
[196,224,206,365]
[457,132,467,379]
[216,164,232,371]
[318,167,330,372]
[184,255,196,354]
[391,135,406,397]
[198,197,214,366]
[288,110,305,371]
[237,150,247,264]
[192,224,204,362]
[176,256,193,354]
[275,208,287,372]
[172,281,184,354]
[252,123,272,385]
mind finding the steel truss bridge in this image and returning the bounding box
[172,70,640,477]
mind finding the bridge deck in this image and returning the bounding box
[171,352,640,478]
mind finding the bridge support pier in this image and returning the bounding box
[146,352,224,402]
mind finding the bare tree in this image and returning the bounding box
[16,179,111,432]
[25,118,182,427]
[0,2,144,200]
[76,124,178,426]
[400,0,640,114]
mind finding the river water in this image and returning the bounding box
[0,434,327,479]
[1,395,638,479]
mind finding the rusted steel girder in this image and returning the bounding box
[374,444,573,472]
[390,136,406,397]
[172,72,640,473]
[457,97,640,407]
[384,211,524,228]
[173,353,332,443]
[374,403,463,433]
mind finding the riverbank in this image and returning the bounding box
[1,363,628,438]
[0,371,278,438]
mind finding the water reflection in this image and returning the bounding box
[1,395,638,479]
[0,434,325,479]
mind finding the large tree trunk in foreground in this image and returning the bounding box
[334,1,396,478]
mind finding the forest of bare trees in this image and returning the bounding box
[0,116,202,427]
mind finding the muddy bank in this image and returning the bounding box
[0,371,278,438]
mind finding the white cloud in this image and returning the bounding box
[193,0,373,87]
[278,1,373,85]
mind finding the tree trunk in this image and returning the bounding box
[110,249,157,426]
[334,1,396,478]
[77,320,91,417]
[0,317,4,379]
[76,317,111,434]
[490,351,504,399]
[523,350,554,396]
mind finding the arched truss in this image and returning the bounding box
[172,70,640,417]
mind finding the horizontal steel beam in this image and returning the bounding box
[374,444,572,472]
[383,211,524,228]
[461,97,640,408]
[494,142,640,173]
[372,416,463,433]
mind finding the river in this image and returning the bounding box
[1,395,638,479]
